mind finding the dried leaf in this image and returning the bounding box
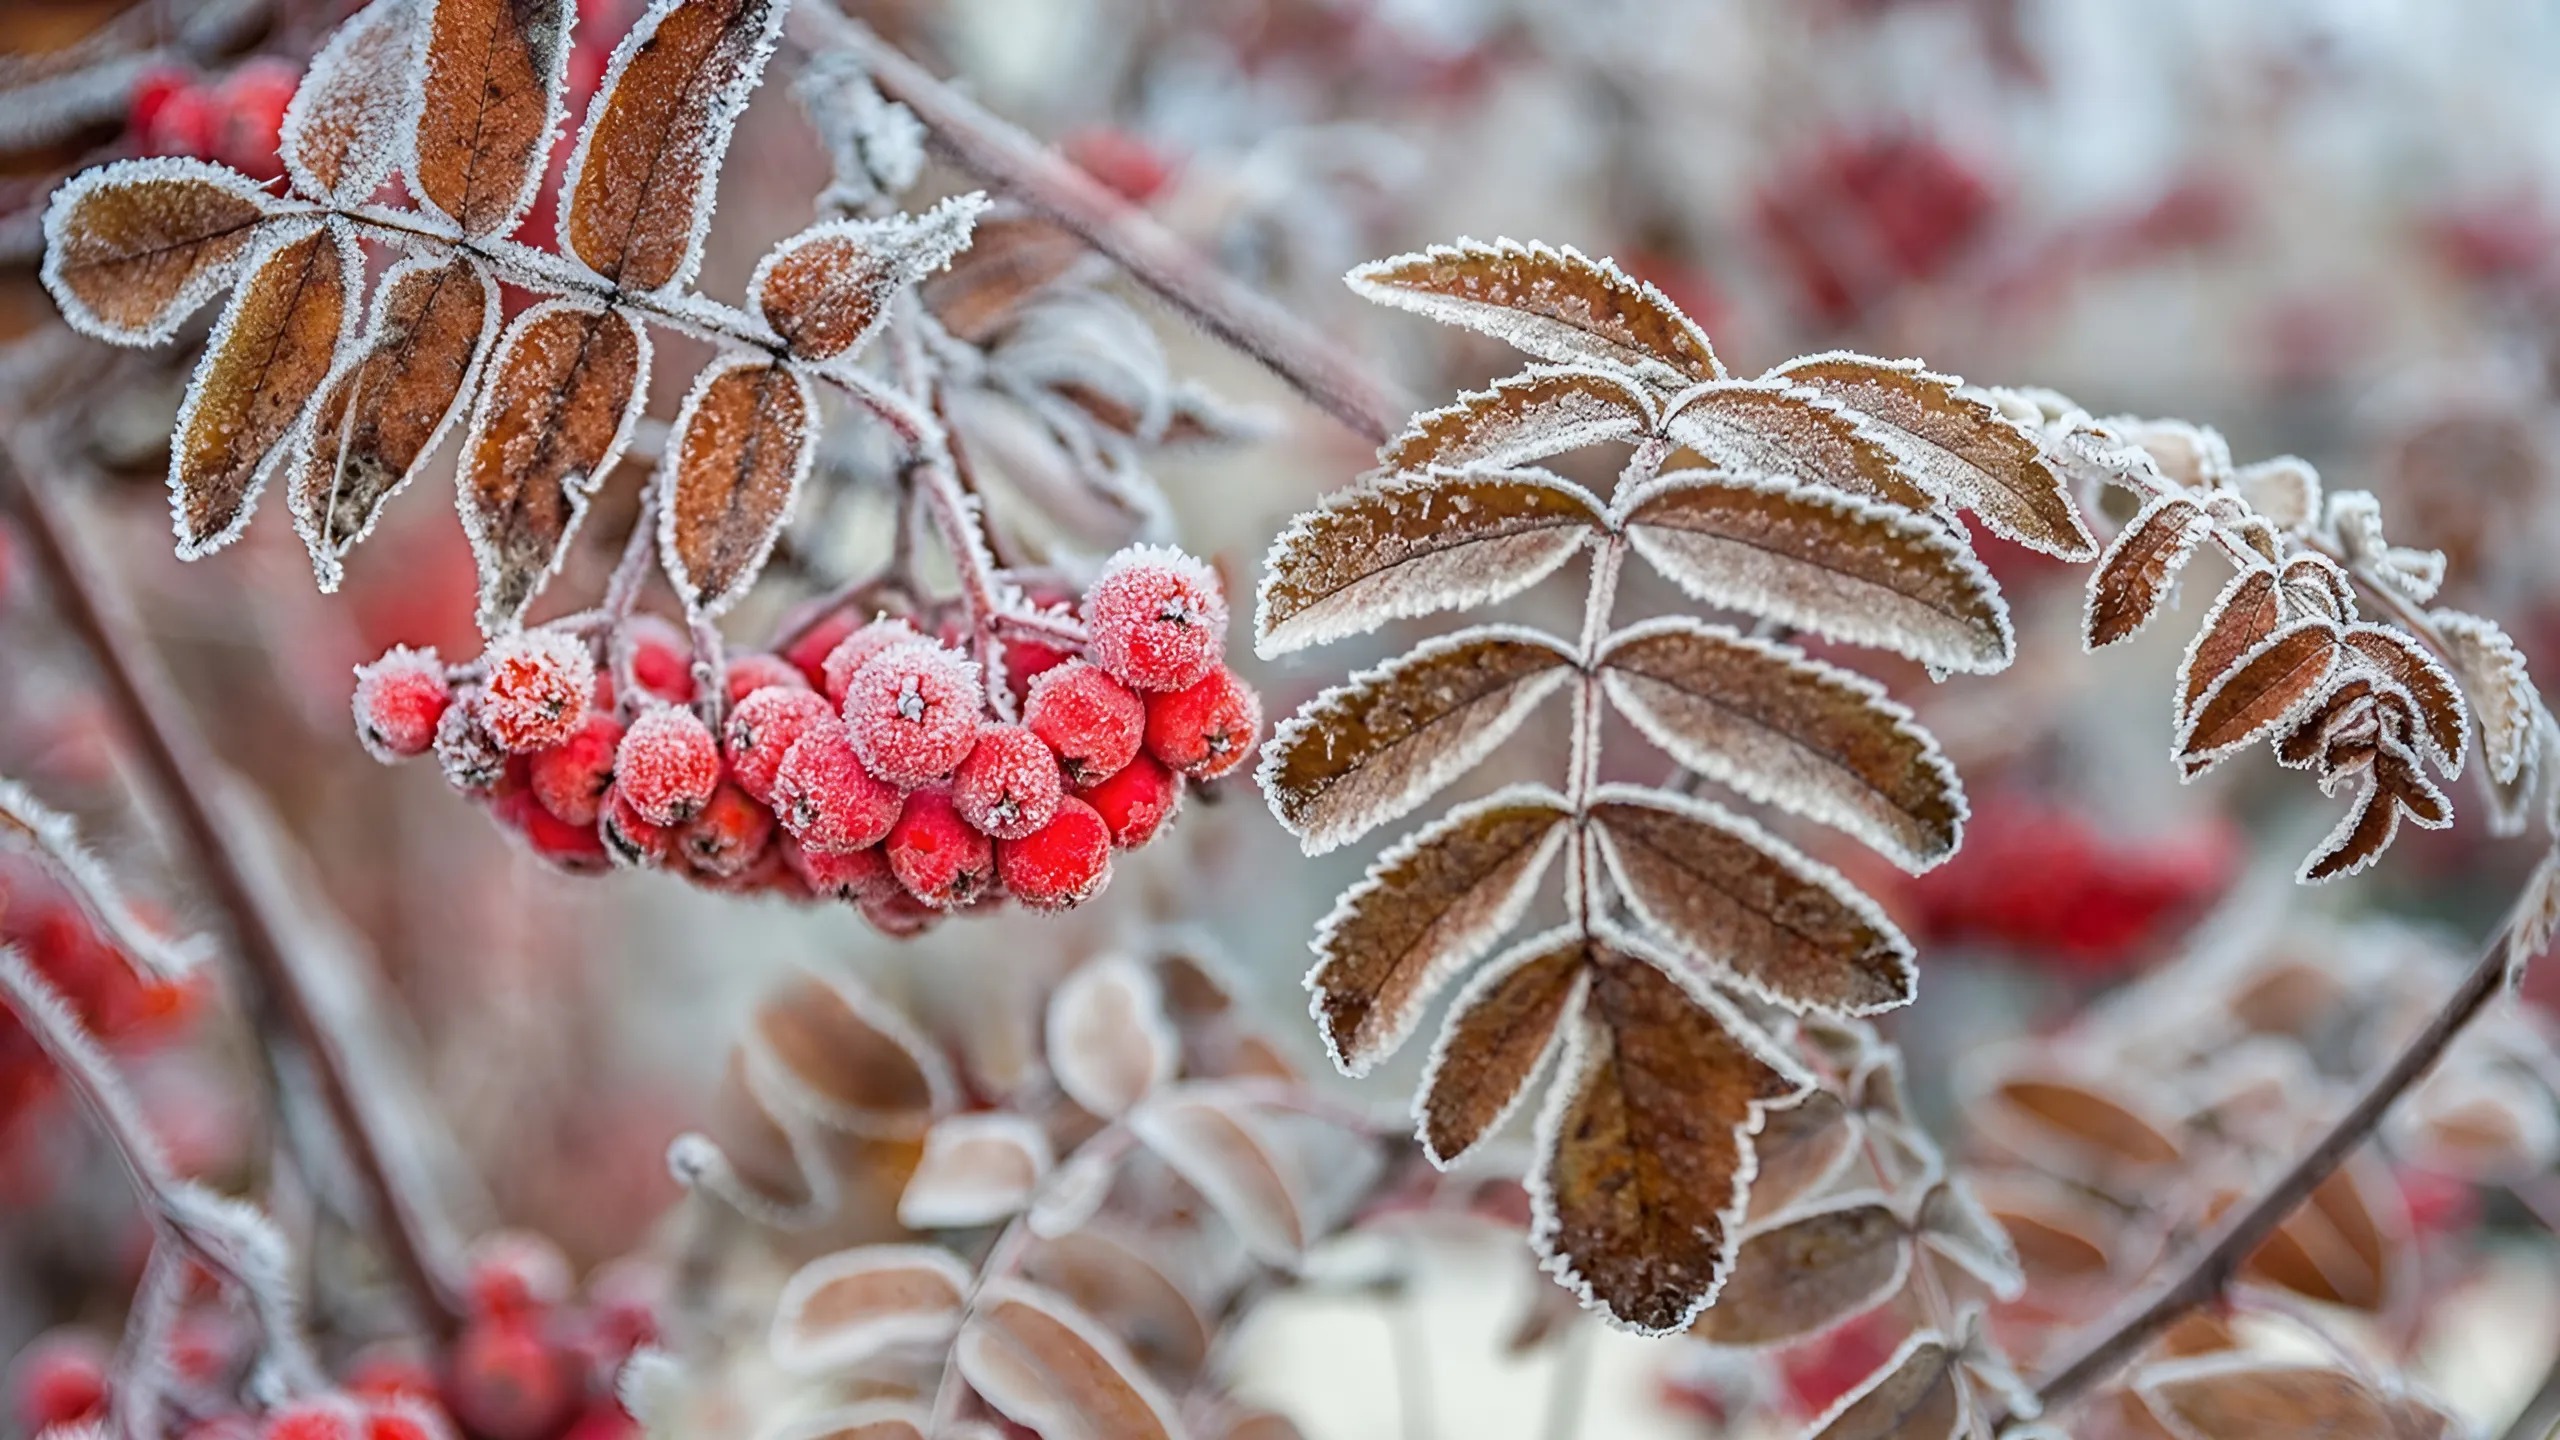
[1982,1072,2181,1171]
[769,1245,970,1373]
[1805,1333,1964,1439]
[1413,928,1588,1167]
[1918,1179,2025,1301]
[1018,1230,1211,1381]
[1618,472,2013,675]
[457,298,650,630]
[1255,468,1605,656]
[2177,621,2342,772]
[417,0,574,237]
[2278,552,2356,621]
[40,159,276,344]
[1531,927,1809,1334]
[899,1113,1052,1229]
[1379,365,1654,473]
[2177,569,2282,725]
[657,356,819,619]
[2233,455,2321,531]
[1046,957,1176,1121]
[2299,766,2406,884]
[290,254,497,588]
[283,0,423,203]
[956,1282,1184,1440]
[1259,626,1577,855]
[2509,847,2560,983]
[169,221,359,557]
[1128,1085,1306,1263]
[1770,353,2096,558]
[562,0,787,290]
[1306,788,1573,1075]
[2085,495,2211,649]
[763,1403,937,1440]
[2341,625,2468,774]
[750,195,986,362]
[1746,1089,1863,1220]
[924,214,1086,342]
[2433,609,2538,786]
[1599,618,1964,872]
[1589,785,1915,1017]
[2138,1357,2442,1440]
[1347,239,1722,387]
[1690,1194,1910,1348]
[748,972,954,1136]
[1658,381,1932,512]
[2237,1158,2404,1310]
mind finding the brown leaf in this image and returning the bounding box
[750,196,984,362]
[2084,494,2211,649]
[1589,786,1915,1016]
[1690,1195,1910,1347]
[1379,366,1654,473]
[1259,626,1578,854]
[2342,625,2467,773]
[658,356,818,618]
[1018,1230,1211,1381]
[1255,468,1605,656]
[1745,1089,1863,1220]
[1347,239,1722,387]
[1307,789,1572,1075]
[1599,618,1964,872]
[1769,353,2097,558]
[899,1113,1051,1228]
[417,0,574,237]
[1977,1188,2114,1286]
[2279,552,2356,621]
[956,1282,1182,1440]
[769,1244,970,1373]
[1618,472,2013,674]
[923,214,1086,343]
[1806,1333,1965,1440]
[1414,928,1588,1166]
[1982,1072,2182,1171]
[290,255,497,588]
[1917,1179,2025,1300]
[1533,928,1808,1334]
[2234,454,2321,531]
[563,0,786,289]
[169,221,358,557]
[2299,765,2405,884]
[763,1404,937,1440]
[2177,620,2343,770]
[40,159,276,344]
[2177,569,2282,725]
[1659,381,1932,512]
[749,972,953,1136]
[2437,609,2542,790]
[1129,1085,1306,1263]
[457,299,650,630]
[1046,957,1176,1121]
[2138,1358,2440,1440]
[281,0,423,203]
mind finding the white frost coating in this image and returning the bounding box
[38,157,283,346]
[1257,622,1578,856]
[1126,1082,1307,1264]
[767,1245,969,1374]
[2278,551,2356,621]
[956,1280,1186,1440]
[0,778,210,981]
[292,252,501,592]
[1595,614,1968,874]
[1025,1142,1118,1239]
[2233,453,2322,531]
[1378,364,1655,472]
[556,0,788,293]
[2172,619,2342,778]
[653,353,821,621]
[2343,622,2471,777]
[2433,608,2540,787]
[1917,1178,2027,1302]
[1409,925,1588,1169]
[1344,236,1722,388]
[794,53,925,210]
[1615,470,2015,676]
[1585,783,1918,1019]
[1045,955,1176,1120]
[280,0,423,204]
[2172,568,2282,732]
[899,1112,1053,1229]
[2117,415,2233,488]
[1301,784,1574,1078]
[406,0,573,240]
[1659,378,1935,516]
[2081,491,2213,653]
[748,193,988,363]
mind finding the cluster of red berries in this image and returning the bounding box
[128,61,299,181]
[350,547,1260,932]
[1753,130,1999,326]
[0,856,197,1143]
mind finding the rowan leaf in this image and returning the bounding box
[1917,1178,2025,1301]
[1018,1230,1211,1381]
[2177,620,2343,773]
[1259,626,1578,855]
[762,1403,939,1440]
[2233,454,2321,531]
[40,159,277,345]
[290,254,498,588]
[282,0,423,203]
[1691,1194,1909,1348]
[1598,618,1964,872]
[1618,472,2013,675]
[1769,353,2096,558]
[457,298,650,631]
[2341,624,2468,775]
[168,220,359,558]
[1346,238,1722,387]
[1589,785,1915,1017]
[1306,788,1572,1075]
[750,195,987,362]
[2138,1357,2449,1440]
[2298,735,2447,884]
[2238,1156,2406,1310]
[1979,1070,2182,1172]
[747,971,954,1136]
[2084,494,2212,649]
[1378,365,1654,473]
[416,0,575,237]
[899,1113,1052,1229]
[2177,569,2282,726]
[1658,381,1931,512]
[1745,1089,1863,1221]
[924,213,1086,343]
[769,1245,970,1373]
[1805,1333,1966,1440]
[1255,468,1605,656]
[658,356,819,620]
[1046,957,1176,1121]
[955,1282,1183,1440]
[1413,928,1588,1167]
[2433,609,2538,786]
[2277,552,2355,621]
[1128,1084,1306,1264]
[562,0,787,290]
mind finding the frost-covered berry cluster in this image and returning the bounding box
[350,546,1258,932]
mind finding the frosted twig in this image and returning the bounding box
[0,776,209,982]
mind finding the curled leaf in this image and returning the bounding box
[657,356,819,619]
[899,1112,1052,1229]
[746,971,954,1136]
[417,0,575,237]
[1378,366,1654,472]
[1129,1085,1306,1264]
[2177,620,2343,773]
[2341,624,2468,774]
[769,1245,970,1373]
[1046,957,1176,1121]
[1019,1230,1212,1381]
[2084,494,2211,649]
[40,158,276,345]
[751,195,987,362]
[1346,238,1722,387]
[956,1282,1183,1440]
[1414,928,1588,1167]
[1745,1089,1863,1220]
[2433,609,2538,786]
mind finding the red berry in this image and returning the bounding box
[722,652,807,705]
[494,788,610,873]
[215,59,297,181]
[528,711,623,827]
[444,1320,573,1440]
[843,641,985,786]
[625,615,697,704]
[723,687,836,807]
[771,717,904,854]
[465,1232,571,1321]
[435,698,509,792]
[138,78,218,159]
[680,783,776,877]
[127,64,195,144]
[1000,635,1075,705]
[859,884,942,937]
[345,1348,438,1403]
[614,707,720,825]
[600,788,677,868]
[556,1406,638,1440]
[261,1400,364,1440]
[1078,754,1181,848]
[953,725,1064,840]
[781,609,862,689]
[885,789,994,907]
[783,836,894,902]
[1143,665,1261,778]
[362,1397,452,1440]
[819,617,922,707]
[1081,544,1227,692]
[480,630,597,753]
[352,646,451,762]
[1024,660,1144,785]
[10,1330,107,1432]
[997,798,1112,910]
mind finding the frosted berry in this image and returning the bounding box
[1082,544,1227,692]
[10,1329,107,1432]
[626,615,697,704]
[843,641,985,787]
[885,789,995,908]
[1024,660,1144,785]
[724,687,836,807]
[820,617,922,707]
[1001,635,1075,705]
[785,836,894,902]
[445,1319,573,1440]
[772,717,904,854]
[954,725,1065,840]
[353,646,451,761]
[528,712,623,828]
[680,783,776,878]
[1079,755,1181,848]
[781,609,862,689]
[361,1398,451,1440]
[496,789,609,874]
[1144,664,1261,778]
[997,798,1113,910]
[435,699,509,793]
[614,708,720,826]
[722,652,808,704]
[465,1232,571,1321]
[480,630,597,753]
[601,789,676,868]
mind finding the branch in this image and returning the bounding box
[786,2,1413,447]
[0,432,464,1338]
